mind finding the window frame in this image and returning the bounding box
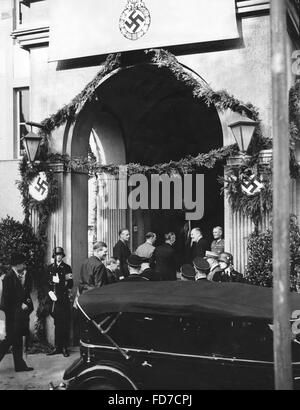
[13,86,30,159]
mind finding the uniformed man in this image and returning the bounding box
[122,255,149,282]
[218,252,244,283]
[47,247,73,357]
[211,226,225,255]
[180,264,196,281]
[193,257,210,281]
[205,251,223,282]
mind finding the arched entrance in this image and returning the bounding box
[64,63,225,281]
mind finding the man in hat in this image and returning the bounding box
[206,251,224,282]
[79,241,108,293]
[218,252,244,283]
[47,247,73,357]
[113,229,131,279]
[140,258,157,281]
[0,253,34,372]
[123,255,149,282]
[180,264,196,281]
[193,257,210,281]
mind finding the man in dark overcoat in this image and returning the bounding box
[150,232,177,281]
[0,253,34,372]
[47,247,73,357]
[113,229,131,279]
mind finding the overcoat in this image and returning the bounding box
[0,269,33,337]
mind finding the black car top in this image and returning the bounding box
[77,281,300,321]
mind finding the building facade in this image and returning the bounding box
[0,0,299,285]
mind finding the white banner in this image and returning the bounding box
[49,0,239,61]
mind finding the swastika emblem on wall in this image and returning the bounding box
[29,172,49,202]
[230,174,264,196]
[241,175,264,196]
[119,0,151,41]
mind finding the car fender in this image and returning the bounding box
[65,361,138,390]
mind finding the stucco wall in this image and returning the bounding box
[178,15,272,139]
[0,161,23,222]
[0,0,14,161]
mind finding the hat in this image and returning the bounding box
[205,251,219,260]
[10,253,26,266]
[218,252,233,265]
[141,257,150,264]
[180,264,196,280]
[127,254,143,268]
[52,247,65,258]
[193,257,210,273]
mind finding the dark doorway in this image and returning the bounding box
[96,63,224,252]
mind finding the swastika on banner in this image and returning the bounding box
[29,172,49,202]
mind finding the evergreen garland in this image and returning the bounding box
[38,53,122,139]
[17,156,59,241]
[17,157,59,342]
[290,79,300,146]
[15,49,300,341]
[220,163,273,227]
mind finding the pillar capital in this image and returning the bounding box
[226,154,251,167]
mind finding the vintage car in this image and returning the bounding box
[60,281,300,390]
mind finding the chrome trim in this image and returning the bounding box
[80,340,273,365]
[74,365,138,390]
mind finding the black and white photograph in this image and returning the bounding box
[0,0,300,394]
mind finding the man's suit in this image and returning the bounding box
[113,240,131,278]
[0,269,33,370]
[189,238,209,263]
[47,261,73,350]
[79,256,108,293]
[151,243,177,281]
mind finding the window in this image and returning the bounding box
[14,87,30,158]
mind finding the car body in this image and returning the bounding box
[62,281,300,390]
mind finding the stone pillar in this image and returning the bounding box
[258,149,272,232]
[225,155,255,274]
[47,162,65,263]
[225,150,273,274]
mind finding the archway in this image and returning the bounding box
[65,63,225,279]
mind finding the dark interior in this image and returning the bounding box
[96,64,224,248]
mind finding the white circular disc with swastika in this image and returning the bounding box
[29,172,49,202]
[241,174,264,196]
[119,5,151,41]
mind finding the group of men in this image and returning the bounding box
[78,225,243,287]
[0,225,242,373]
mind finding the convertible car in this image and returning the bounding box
[59,281,300,390]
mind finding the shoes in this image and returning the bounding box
[62,348,70,358]
[15,366,34,372]
[46,348,62,356]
